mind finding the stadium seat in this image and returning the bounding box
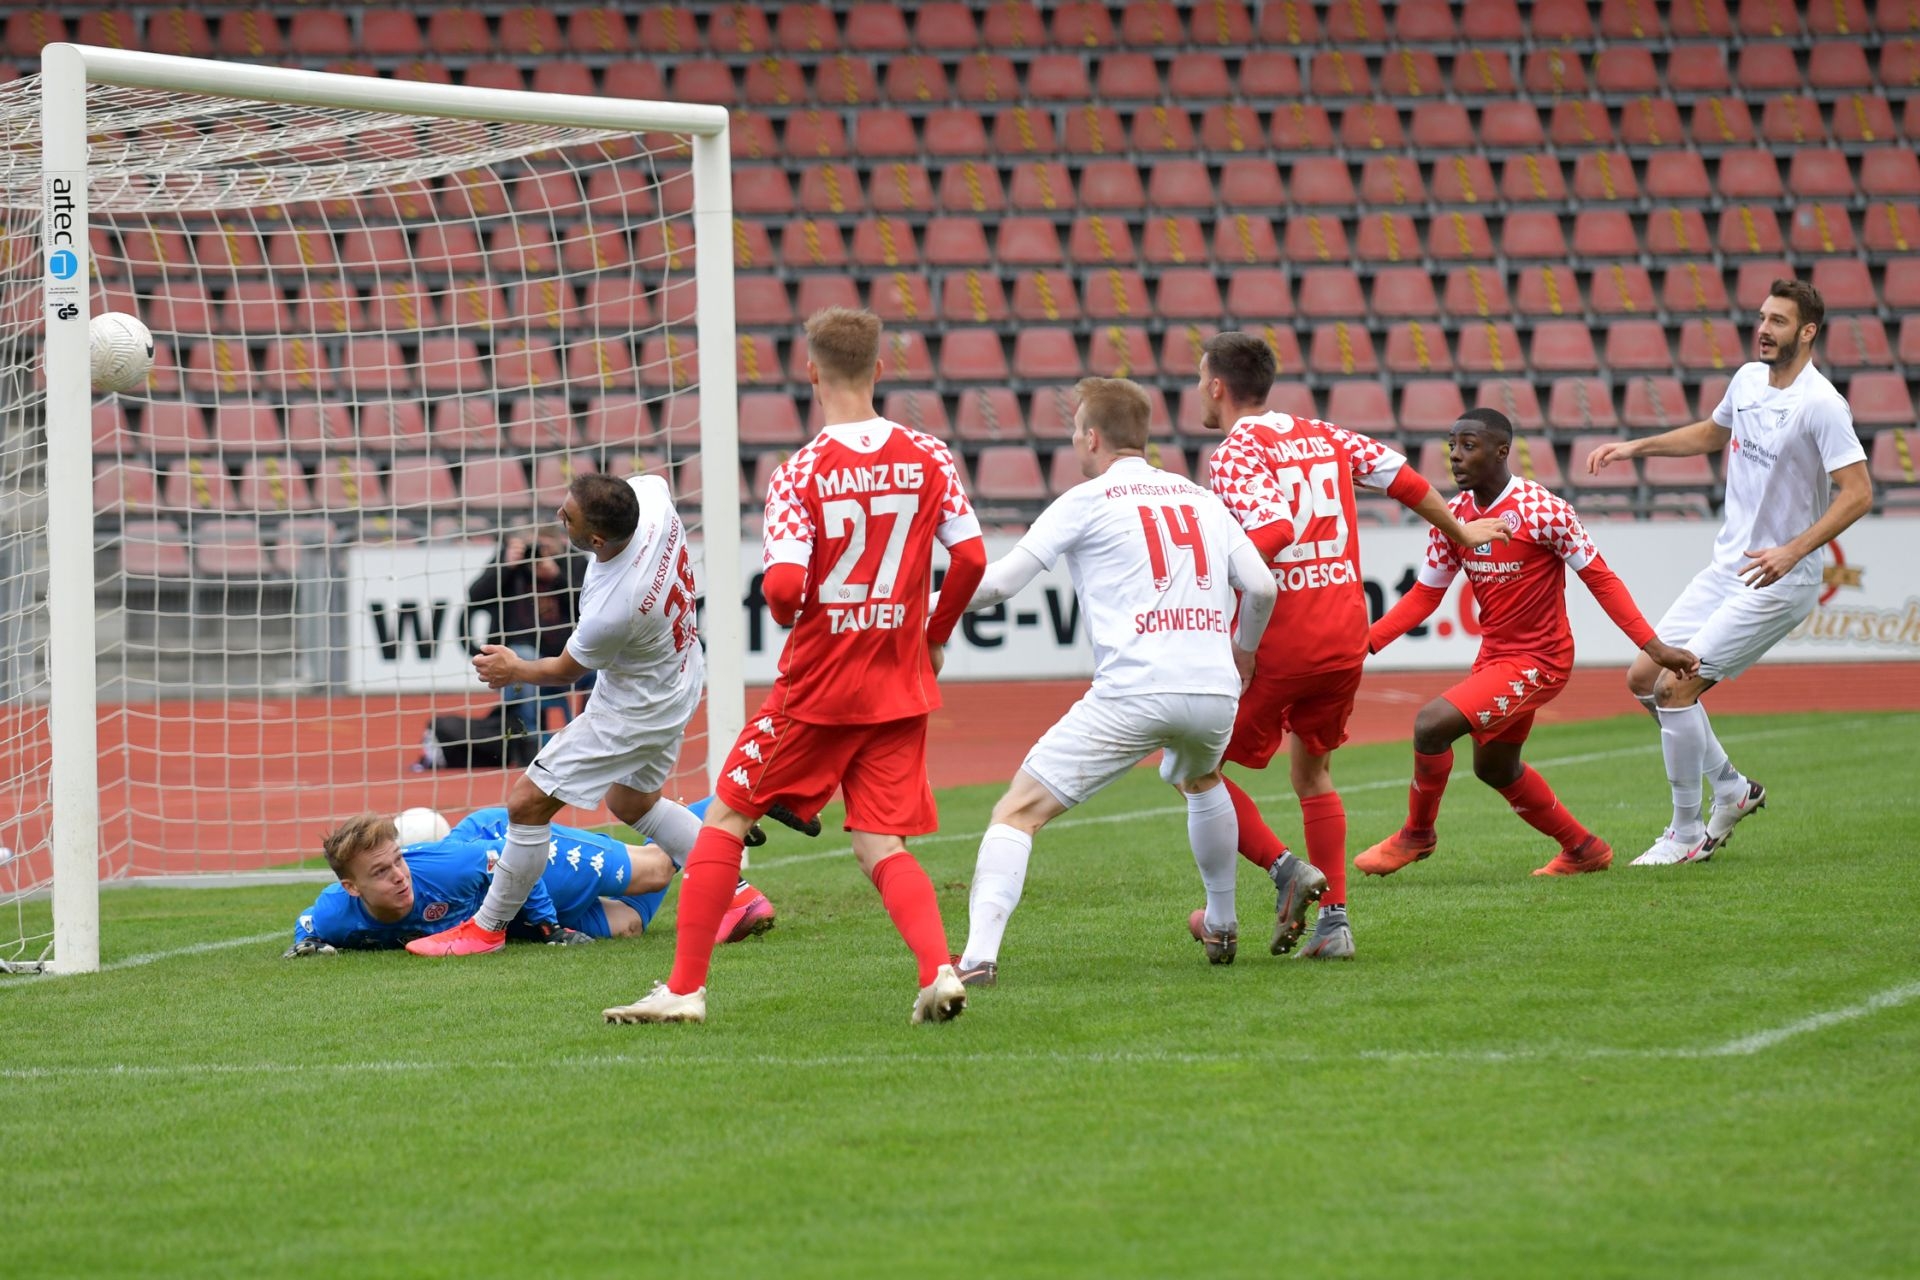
[1299,268,1368,320]
[412,339,487,396]
[1452,48,1518,97]
[792,280,859,325]
[1270,104,1337,151]
[1284,215,1352,263]
[850,217,920,269]
[1366,267,1437,320]
[1118,0,1185,45]
[773,2,837,50]
[1028,386,1082,440]
[1340,103,1406,152]
[1355,213,1421,264]
[1498,211,1568,261]
[1760,96,1826,145]
[869,163,937,216]
[1571,210,1641,261]
[867,274,934,325]
[1004,162,1076,214]
[500,396,576,452]
[1635,153,1709,207]
[1590,265,1658,316]
[1644,208,1714,258]
[1414,440,1454,489]
[1507,436,1564,489]
[160,459,237,513]
[1513,266,1581,319]
[1620,97,1688,149]
[784,111,848,161]
[1156,270,1225,321]
[1808,260,1877,314]
[1530,322,1601,372]
[1358,155,1426,208]
[1379,48,1447,100]
[93,461,160,516]
[1224,268,1295,321]
[913,1,978,48]
[1524,50,1589,99]
[922,109,991,160]
[1092,53,1161,100]
[953,54,1020,103]
[939,330,1010,383]
[1737,45,1804,93]
[1885,259,1920,313]
[881,389,951,439]
[259,339,334,394]
[954,389,1026,442]
[1831,93,1899,144]
[924,219,992,268]
[1643,453,1715,493]
[937,270,1007,324]
[1475,380,1546,431]
[236,458,315,515]
[564,8,632,54]
[1690,97,1757,146]
[350,401,428,453]
[1492,156,1563,207]
[991,215,1060,267]
[1256,0,1322,43]
[1899,317,1920,366]
[1859,148,1920,198]
[1550,383,1622,433]
[1788,150,1859,199]
[1441,266,1512,319]
[990,106,1057,157]
[1308,52,1374,99]
[1604,321,1674,372]
[1455,322,1526,374]
[1384,322,1452,374]
[1087,326,1157,378]
[1287,157,1356,209]
[1878,0,1920,35]
[778,219,847,270]
[1791,203,1859,255]
[1823,317,1895,370]
[1011,271,1082,322]
[1869,430,1919,494]
[1121,103,1191,155]
[577,395,650,449]
[191,520,277,579]
[1208,215,1278,265]
[1810,43,1875,91]
[883,54,951,105]
[1309,323,1379,376]
[708,5,770,53]
[1717,206,1786,256]
[974,445,1048,503]
[1620,376,1697,429]
[494,338,566,390]
[1398,379,1468,434]
[1863,203,1920,255]
[1321,382,1393,435]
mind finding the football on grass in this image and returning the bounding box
[89,311,154,394]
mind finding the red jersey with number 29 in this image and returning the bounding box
[763,418,981,725]
[1415,477,1599,675]
[1208,412,1413,675]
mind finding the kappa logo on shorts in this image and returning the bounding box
[729,766,751,789]
[1509,681,1526,696]
[1522,668,1541,684]
[1478,710,1492,726]
[742,740,763,762]
[756,716,776,736]
[1493,695,1510,714]
[422,902,450,922]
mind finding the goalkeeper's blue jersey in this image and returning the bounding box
[290,844,559,950]
[444,806,650,928]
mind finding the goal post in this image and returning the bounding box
[8,45,741,975]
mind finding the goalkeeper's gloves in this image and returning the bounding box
[283,938,337,958]
[765,803,823,838]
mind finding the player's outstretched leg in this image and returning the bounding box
[1357,699,1461,877]
[1472,746,1612,876]
[958,770,1065,987]
[408,776,564,957]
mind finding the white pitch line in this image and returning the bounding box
[2,974,1916,1083]
[0,931,286,987]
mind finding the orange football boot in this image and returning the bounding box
[1532,835,1613,877]
[1354,829,1437,877]
[404,918,505,956]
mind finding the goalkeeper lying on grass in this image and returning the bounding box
[286,799,779,956]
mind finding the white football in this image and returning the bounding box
[89,311,154,394]
[395,807,451,846]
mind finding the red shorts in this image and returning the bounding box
[715,699,937,837]
[1442,657,1564,745]
[1225,663,1365,766]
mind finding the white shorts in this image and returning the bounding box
[525,700,692,809]
[1655,565,1819,682]
[1020,690,1237,809]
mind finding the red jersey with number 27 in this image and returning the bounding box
[763,418,981,725]
[1208,412,1413,676]
[1414,477,1599,675]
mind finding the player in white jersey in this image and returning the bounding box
[1585,279,1872,866]
[409,472,770,955]
[953,378,1279,985]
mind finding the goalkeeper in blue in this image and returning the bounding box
[286,803,772,955]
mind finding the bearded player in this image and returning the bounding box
[1360,409,1699,877]
[1585,279,1871,865]
[603,308,988,1027]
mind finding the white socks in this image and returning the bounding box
[1186,783,1240,933]
[632,797,700,868]
[960,824,1032,968]
[1656,705,1710,839]
[1700,720,1747,806]
[475,821,552,931]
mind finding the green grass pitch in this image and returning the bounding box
[3,711,1917,1278]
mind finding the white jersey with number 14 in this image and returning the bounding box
[1015,455,1257,699]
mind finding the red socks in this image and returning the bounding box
[870,852,949,987]
[1299,791,1348,908]
[1497,765,1591,851]
[1223,776,1287,870]
[666,828,745,994]
[1407,748,1453,837]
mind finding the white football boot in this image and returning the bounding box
[603,981,706,1024]
[1630,828,1708,866]
[1701,781,1767,860]
[911,964,968,1025]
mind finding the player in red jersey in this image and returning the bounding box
[1191,332,1512,960]
[1358,409,1698,877]
[603,308,987,1027]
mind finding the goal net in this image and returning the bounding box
[1,46,740,973]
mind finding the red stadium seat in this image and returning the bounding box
[1886,260,1920,311]
[1308,51,1374,98]
[1241,53,1303,98]
[1642,453,1714,490]
[1158,324,1216,379]
[1124,103,1194,154]
[1475,380,1546,432]
[1411,103,1475,150]
[1009,161,1079,213]
[498,6,563,54]
[1213,214,1281,265]
[1384,322,1453,374]
[1093,53,1161,100]
[1604,321,1673,371]
[997,218,1065,266]
[1257,0,1322,43]
[1671,0,1733,37]
[939,330,1010,383]
[1429,211,1496,261]
[1455,322,1526,374]
[1323,0,1389,42]
[1284,214,1351,263]
[1014,330,1085,381]
[1590,264,1658,315]
[1901,317,1920,365]
[1548,100,1613,147]
[1717,206,1786,256]
[1308,323,1379,376]
[1594,47,1659,95]
[1531,0,1595,39]
[94,462,160,517]
[1086,326,1157,378]
[991,106,1057,156]
[1849,374,1915,428]
[774,3,839,50]
[1355,212,1421,264]
[1760,96,1826,145]
[851,217,920,268]
[954,54,1020,103]
[1499,154,1568,204]
[1399,379,1467,434]
[1218,159,1286,208]
[1860,147,1920,197]
[881,390,950,439]
[1732,260,1795,308]
[1297,268,1374,320]
[1691,97,1757,147]
[1085,270,1152,321]
[1809,43,1874,91]
[1156,270,1225,320]
[867,274,934,325]
[424,9,491,55]
[1340,103,1405,152]
[1452,48,1518,96]
[1862,202,1920,254]
[1620,98,1687,149]
[1441,265,1512,319]
[1790,203,1859,255]
[1736,45,1803,93]
[1809,259,1878,312]
[1621,376,1692,429]
[1224,268,1295,321]
[1499,211,1569,260]
[1481,102,1546,150]
[1270,104,1337,151]
[778,219,847,270]
[1507,436,1564,489]
[1287,157,1355,208]
[237,459,314,514]
[1119,0,1186,45]
[260,339,335,393]
[1530,321,1600,373]
[954,389,1026,443]
[1514,266,1583,318]
[566,8,632,54]
[1644,208,1714,258]
[160,459,237,513]
[1324,382,1394,435]
[883,55,951,105]
[1524,50,1589,97]
[924,219,992,268]
[913,1,978,48]
[1200,105,1266,154]
[708,6,771,53]
[1371,267,1439,318]
[923,108,990,159]
[1163,54,1230,102]
[1572,151,1640,202]
[1823,316,1894,370]
[1717,149,1787,202]
[868,162,937,215]
[1360,155,1428,207]
[1551,385,1621,434]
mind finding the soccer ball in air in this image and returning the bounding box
[395,807,451,846]
[89,311,154,394]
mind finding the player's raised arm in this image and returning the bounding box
[473,642,588,691]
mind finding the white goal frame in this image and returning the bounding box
[36,44,741,974]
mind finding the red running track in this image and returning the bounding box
[0,662,1914,880]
